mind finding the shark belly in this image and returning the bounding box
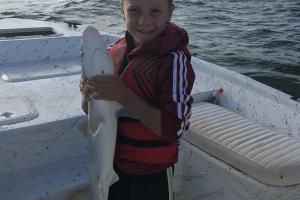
[81,26,120,200]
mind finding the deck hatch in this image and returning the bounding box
[0,98,38,125]
[0,27,57,37]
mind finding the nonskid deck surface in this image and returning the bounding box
[0,74,88,200]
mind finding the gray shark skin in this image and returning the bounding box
[80,26,120,200]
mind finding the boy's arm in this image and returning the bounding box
[85,51,195,142]
[86,75,162,134]
[119,52,195,143]
[159,52,195,142]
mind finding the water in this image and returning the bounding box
[1,0,300,99]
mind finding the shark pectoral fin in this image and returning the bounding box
[90,122,103,137]
[113,102,123,112]
[77,119,101,138]
[78,120,89,137]
[88,116,105,137]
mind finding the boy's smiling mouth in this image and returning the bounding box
[136,29,154,34]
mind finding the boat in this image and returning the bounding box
[0,18,300,200]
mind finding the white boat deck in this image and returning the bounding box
[0,19,89,199]
[0,73,88,199]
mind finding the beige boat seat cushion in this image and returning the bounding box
[185,102,300,186]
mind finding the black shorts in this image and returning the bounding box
[108,167,174,200]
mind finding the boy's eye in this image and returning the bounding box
[150,9,162,18]
[151,9,162,15]
[128,8,140,14]
[152,9,162,13]
[128,8,137,12]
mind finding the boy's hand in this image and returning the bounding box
[87,75,127,103]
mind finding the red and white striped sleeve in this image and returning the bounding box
[160,50,195,142]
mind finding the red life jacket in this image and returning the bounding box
[109,23,195,174]
[110,39,179,166]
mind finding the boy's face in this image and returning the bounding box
[121,0,174,47]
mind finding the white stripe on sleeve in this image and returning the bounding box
[171,51,190,137]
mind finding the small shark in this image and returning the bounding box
[80,26,120,200]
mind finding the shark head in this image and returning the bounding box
[81,26,114,78]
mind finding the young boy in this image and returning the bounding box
[80,0,195,199]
